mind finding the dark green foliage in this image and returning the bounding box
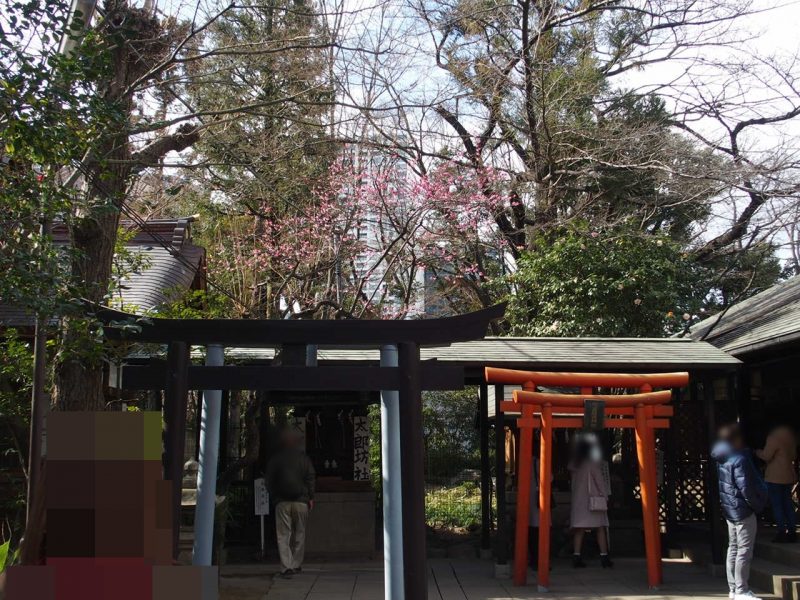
[506,227,703,337]
[504,226,784,337]
[0,330,35,541]
[0,0,114,318]
[423,389,481,477]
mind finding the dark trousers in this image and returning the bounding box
[767,482,797,532]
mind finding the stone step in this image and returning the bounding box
[678,533,793,600]
[755,537,800,569]
[749,557,800,600]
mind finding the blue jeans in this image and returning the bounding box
[767,482,797,532]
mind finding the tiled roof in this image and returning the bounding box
[110,243,204,313]
[187,336,738,370]
[1,217,205,327]
[689,276,800,356]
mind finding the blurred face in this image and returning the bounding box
[718,425,743,449]
[574,434,602,462]
[719,430,743,450]
[281,431,303,449]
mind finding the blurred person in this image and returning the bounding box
[267,429,316,578]
[568,433,612,568]
[756,423,797,543]
[712,423,768,600]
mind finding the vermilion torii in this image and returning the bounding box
[485,368,689,591]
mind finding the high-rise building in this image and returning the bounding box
[341,144,425,318]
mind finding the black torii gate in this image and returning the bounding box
[95,303,506,600]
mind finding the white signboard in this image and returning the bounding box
[353,415,370,481]
[254,477,269,515]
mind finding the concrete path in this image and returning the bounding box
[221,557,753,600]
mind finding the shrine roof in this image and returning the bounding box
[187,336,739,371]
[0,217,204,327]
[689,275,800,357]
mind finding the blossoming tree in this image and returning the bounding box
[217,149,511,319]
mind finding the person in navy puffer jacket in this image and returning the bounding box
[712,423,768,600]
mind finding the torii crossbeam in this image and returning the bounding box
[485,368,689,591]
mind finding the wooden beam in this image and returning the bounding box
[503,402,674,417]
[514,389,672,406]
[93,302,506,346]
[120,364,465,392]
[398,342,426,600]
[486,367,689,389]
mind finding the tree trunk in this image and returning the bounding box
[53,1,171,411]
[55,208,124,410]
[53,94,130,411]
[23,1,198,564]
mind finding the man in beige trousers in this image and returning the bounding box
[267,430,316,578]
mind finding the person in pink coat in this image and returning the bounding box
[569,434,613,568]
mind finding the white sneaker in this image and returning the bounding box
[729,592,735,599]
[734,592,761,600]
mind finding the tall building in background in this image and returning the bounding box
[343,143,425,318]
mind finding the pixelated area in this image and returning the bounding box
[8,412,217,600]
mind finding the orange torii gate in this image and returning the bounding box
[485,368,689,590]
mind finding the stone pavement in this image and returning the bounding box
[220,557,761,600]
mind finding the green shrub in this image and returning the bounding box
[425,483,485,529]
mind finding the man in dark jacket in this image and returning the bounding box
[267,429,316,578]
[712,423,768,600]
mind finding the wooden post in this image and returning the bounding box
[164,341,190,561]
[257,390,269,471]
[398,342,426,600]
[635,403,660,588]
[703,379,724,565]
[194,391,202,461]
[664,388,680,548]
[219,390,230,473]
[537,402,553,590]
[495,384,508,565]
[479,383,491,551]
[513,403,534,586]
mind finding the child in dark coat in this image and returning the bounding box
[711,424,768,600]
